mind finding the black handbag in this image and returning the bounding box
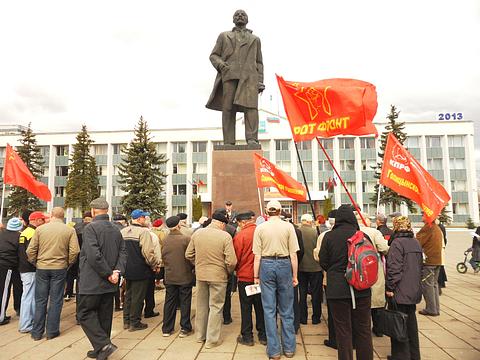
[377,299,409,342]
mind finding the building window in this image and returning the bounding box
[452,203,468,215]
[449,158,465,170]
[339,159,355,171]
[341,182,356,193]
[155,142,167,154]
[448,135,464,147]
[277,160,291,173]
[339,138,355,149]
[318,139,333,149]
[427,158,443,170]
[362,181,376,193]
[113,144,127,155]
[192,142,207,152]
[276,140,290,151]
[97,186,106,197]
[172,142,186,153]
[92,144,107,155]
[56,166,68,176]
[405,136,420,148]
[56,145,68,156]
[360,137,375,149]
[451,180,466,191]
[193,163,207,174]
[173,184,187,195]
[361,159,376,171]
[173,164,178,174]
[54,186,65,197]
[297,141,311,150]
[426,136,441,148]
[318,160,333,172]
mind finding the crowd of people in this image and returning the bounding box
[0,197,459,360]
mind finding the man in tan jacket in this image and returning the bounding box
[27,207,79,340]
[185,210,237,349]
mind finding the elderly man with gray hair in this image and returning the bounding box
[376,213,394,243]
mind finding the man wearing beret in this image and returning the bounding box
[121,209,160,331]
[77,198,127,360]
[161,216,194,337]
[185,210,237,348]
[233,211,266,346]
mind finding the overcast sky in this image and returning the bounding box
[0,0,479,167]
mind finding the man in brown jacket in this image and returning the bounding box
[417,215,444,316]
[27,207,79,340]
[161,216,194,337]
[185,210,237,348]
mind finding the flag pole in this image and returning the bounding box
[376,184,382,215]
[316,137,367,227]
[257,188,264,217]
[0,183,5,224]
[294,142,319,235]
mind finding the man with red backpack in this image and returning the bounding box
[319,204,374,360]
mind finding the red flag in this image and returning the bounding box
[198,180,205,186]
[3,144,52,202]
[276,75,378,141]
[253,153,307,202]
[380,134,450,223]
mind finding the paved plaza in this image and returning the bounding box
[0,229,479,360]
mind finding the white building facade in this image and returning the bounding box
[0,113,478,225]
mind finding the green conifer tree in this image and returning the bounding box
[118,116,167,217]
[371,105,417,213]
[65,125,99,212]
[7,123,45,215]
[192,195,203,221]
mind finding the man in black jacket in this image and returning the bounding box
[77,198,127,360]
[320,205,373,360]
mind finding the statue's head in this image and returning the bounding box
[233,9,248,26]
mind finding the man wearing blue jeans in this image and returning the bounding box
[27,207,79,340]
[253,200,299,360]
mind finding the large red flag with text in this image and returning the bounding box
[253,153,307,202]
[380,133,450,223]
[276,75,378,141]
[3,144,52,202]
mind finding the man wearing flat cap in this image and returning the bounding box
[185,209,237,349]
[77,198,127,360]
[376,213,394,243]
[233,210,266,346]
[161,216,194,337]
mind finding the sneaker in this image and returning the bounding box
[284,352,295,358]
[179,329,192,338]
[162,332,171,337]
[64,295,72,302]
[129,322,148,331]
[237,335,254,346]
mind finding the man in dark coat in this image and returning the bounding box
[77,198,127,360]
[320,205,373,360]
[206,9,264,145]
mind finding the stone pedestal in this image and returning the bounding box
[212,146,264,216]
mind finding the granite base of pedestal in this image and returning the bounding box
[212,148,264,216]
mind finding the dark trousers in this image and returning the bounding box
[293,284,300,332]
[0,268,13,322]
[238,281,266,341]
[390,304,421,360]
[329,296,373,360]
[143,274,156,315]
[65,262,78,296]
[11,269,22,313]
[32,269,67,338]
[123,279,148,326]
[298,271,323,323]
[223,274,233,322]
[162,284,192,333]
[327,299,337,345]
[77,293,114,353]
[222,79,259,144]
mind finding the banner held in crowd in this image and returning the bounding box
[380,133,450,223]
[3,143,52,202]
[253,153,307,202]
[276,75,378,141]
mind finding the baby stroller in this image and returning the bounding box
[456,248,480,274]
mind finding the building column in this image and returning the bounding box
[186,141,193,222]
[165,142,173,217]
[312,139,319,192]
[290,140,298,180]
[441,135,453,216]
[106,143,113,219]
[465,134,480,224]
[354,137,363,209]
[333,137,341,207]
[47,145,55,213]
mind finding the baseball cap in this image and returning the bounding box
[7,217,23,231]
[301,213,313,222]
[131,209,150,219]
[29,211,46,221]
[266,200,282,211]
[152,219,163,227]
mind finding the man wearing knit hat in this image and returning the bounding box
[0,218,23,325]
[18,211,46,332]
[185,209,237,348]
[161,216,194,337]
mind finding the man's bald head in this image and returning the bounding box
[233,9,248,26]
[51,207,65,219]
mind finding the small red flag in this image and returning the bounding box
[253,153,307,202]
[276,75,378,141]
[3,144,52,202]
[380,134,450,223]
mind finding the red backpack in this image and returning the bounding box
[345,230,379,308]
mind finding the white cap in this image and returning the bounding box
[301,213,313,222]
[266,200,282,210]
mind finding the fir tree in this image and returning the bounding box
[118,116,167,217]
[7,123,45,215]
[371,105,417,213]
[192,195,203,221]
[438,206,452,225]
[466,217,476,229]
[65,125,99,212]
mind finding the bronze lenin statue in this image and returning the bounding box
[206,10,265,146]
